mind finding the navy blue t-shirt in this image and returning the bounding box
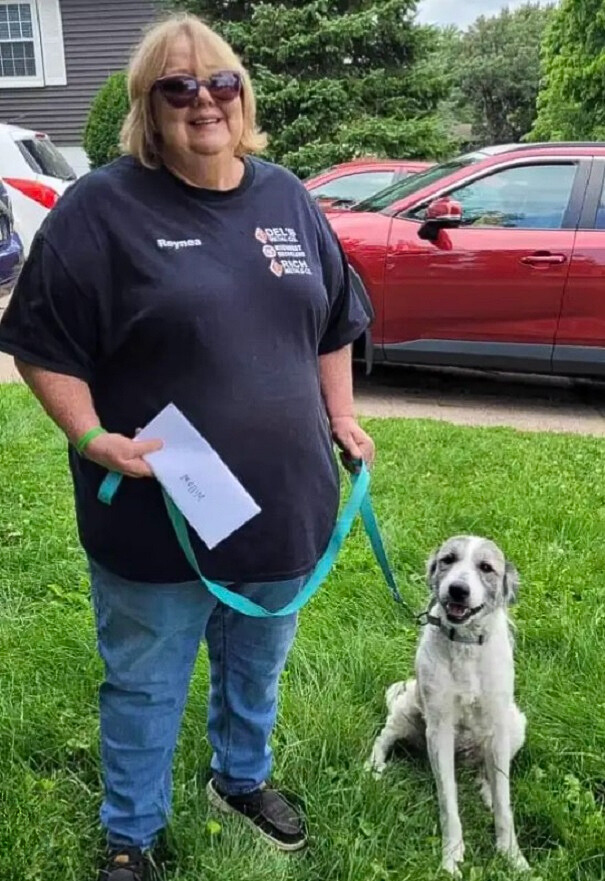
[0,155,370,583]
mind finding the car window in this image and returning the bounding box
[595,178,605,229]
[14,136,76,181]
[410,163,577,230]
[0,177,15,246]
[309,171,395,203]
[352,151,489,213]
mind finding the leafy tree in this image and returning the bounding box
[425,25,474,149]
[167,0,454,175]
[441,3,554,147]
[529,0,605,141]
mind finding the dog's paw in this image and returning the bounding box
[509,851,530,873]
[441,839,465,876]
[363,757,385,778]
[441,858,462,877]
[497,843,530,873]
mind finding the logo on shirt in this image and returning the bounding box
[156,238,202,251]
[254,226,312,277]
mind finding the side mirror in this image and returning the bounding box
[418,197,463,242]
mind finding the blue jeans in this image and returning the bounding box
[89,557,304,850]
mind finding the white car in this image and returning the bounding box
[0,123,76,255]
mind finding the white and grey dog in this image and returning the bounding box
[367,535,529,876]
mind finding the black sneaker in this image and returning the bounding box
[98,847,154,881]
[206,778,307,852]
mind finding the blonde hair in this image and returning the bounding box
[120,12,268,168]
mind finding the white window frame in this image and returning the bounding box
[0,0,66,89]
[0,1,43,87]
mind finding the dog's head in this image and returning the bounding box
[426,535,519,626]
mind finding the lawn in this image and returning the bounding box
[1,383,605,881]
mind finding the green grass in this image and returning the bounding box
[1,384,605,881]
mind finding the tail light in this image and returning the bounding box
[4,178,60,210]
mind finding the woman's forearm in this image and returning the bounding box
[319,344,375,465]
[319,344,355,421]
[15,359,161,476]
[15,360,101,445]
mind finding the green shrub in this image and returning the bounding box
[83,71,129,169]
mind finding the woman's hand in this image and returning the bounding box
[330,416,375,471]
[84,432,163,478]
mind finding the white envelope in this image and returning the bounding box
[135,403,261,550]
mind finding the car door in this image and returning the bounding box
[382,159,589,371]
[554,158,605,376]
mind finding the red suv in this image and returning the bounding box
[328,143,605,378]
[304,158,433,211]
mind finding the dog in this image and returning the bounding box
[367,535,529,876]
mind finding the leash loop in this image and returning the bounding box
[98,456,403,618]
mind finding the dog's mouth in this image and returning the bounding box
[444,602,484,624]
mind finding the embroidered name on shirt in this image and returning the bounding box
[157,238,202,251]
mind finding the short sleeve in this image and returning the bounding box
[313,203,371,355]
[0,232,99,381]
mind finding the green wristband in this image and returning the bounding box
[76,426,107,455]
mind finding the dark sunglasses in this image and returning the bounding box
[152,71,242,108]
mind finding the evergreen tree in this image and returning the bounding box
[169,0,452,175]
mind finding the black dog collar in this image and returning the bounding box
[417,602,487,645]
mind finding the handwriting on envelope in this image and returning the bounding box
[135,403,261,550]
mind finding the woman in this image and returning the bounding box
[0,13,374,881]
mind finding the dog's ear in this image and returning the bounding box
[426,551,439,593]
[503,561,520,605]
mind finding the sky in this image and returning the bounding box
[417,0,557,29]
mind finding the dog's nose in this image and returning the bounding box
[448,582,470,602]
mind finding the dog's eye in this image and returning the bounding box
[479,561,494,574]
[441,553,457,566]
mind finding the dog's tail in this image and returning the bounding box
[385,680,409,711]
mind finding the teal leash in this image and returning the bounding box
[98,459,404,618]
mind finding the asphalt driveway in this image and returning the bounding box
[354,364,605,436]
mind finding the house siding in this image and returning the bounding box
[0,0,160,146]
